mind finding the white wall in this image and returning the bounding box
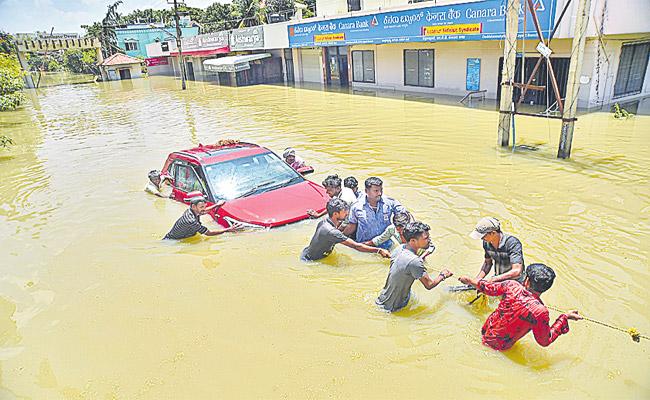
[554,0,650,39]
[350,40,575,98]
[103,65,143,80]
[581,36,650,108]
[264,22,290,49]
[294,48,324,84]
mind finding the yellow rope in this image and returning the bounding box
[547,306,648,343]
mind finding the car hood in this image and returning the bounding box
[220,180,328,227]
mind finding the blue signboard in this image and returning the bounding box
[288,0,556,48]
[466,58,481,91]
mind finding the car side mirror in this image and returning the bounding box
[297,166,314,175]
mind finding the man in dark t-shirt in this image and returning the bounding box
[164,195,238,240]
[469,217,525,282]
[301,198,390,261]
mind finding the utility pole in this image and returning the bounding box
[497,0,520,147]
[558,0,592,159]
[171,0,187,90]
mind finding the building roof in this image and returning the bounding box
[100,53,143,66]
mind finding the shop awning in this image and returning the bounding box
[203,53,272,73]
[170,47,229,57]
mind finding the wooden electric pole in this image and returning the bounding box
[171,0,187,90]
[497,0,520,147]
[558,0,592,158]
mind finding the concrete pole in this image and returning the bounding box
[16,51,35,89]
[558,0,592,159]
[497,0,520,147]
[173,0,187,90]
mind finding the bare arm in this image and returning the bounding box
[306,209,327,218]
[205,223,243,236]
[419,269,453,290]
[476,257,493,280]
[342,222,357,238]
[491,263,523,282]
[340,239,390,258]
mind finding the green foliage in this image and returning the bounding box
[232,0,266,27]
[267,0,295,15]
[0,135,14,148]
[202,2,237,32]
[0,31,16,54]
[27,51,64,72]
[63,49,99,75]
[613,103,633,119]
[0,54,25,111]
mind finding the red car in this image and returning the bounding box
[161,141,328,228]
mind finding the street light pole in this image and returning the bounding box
[170,0,187,90]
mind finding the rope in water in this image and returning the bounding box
[545,305,649,343]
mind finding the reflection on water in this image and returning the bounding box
[0,76,648,399]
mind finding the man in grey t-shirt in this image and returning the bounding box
[469,217,525,282]
[301,198,390,261]
[376,221,452,312]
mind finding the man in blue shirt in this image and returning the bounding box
[342,177,406,249]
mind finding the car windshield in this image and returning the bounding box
[204,152,304,200]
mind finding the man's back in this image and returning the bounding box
[478,280,569,350]
[376,245,426,312]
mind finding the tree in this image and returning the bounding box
[63,49,99,75]
[202,2,237,32]
[232,0,266,27]
[266,0,295,17]
[0,31,16,54]
[0,53,25,112]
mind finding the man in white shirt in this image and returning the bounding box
[145,170,173,198]
[307,174,358,218]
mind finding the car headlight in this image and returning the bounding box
[222,216,267,230]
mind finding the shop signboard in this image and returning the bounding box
[230,27,265,50]
[182,31,229,51]
[288,0,556,47]
[466,58,481,91]
[145,57,169,67]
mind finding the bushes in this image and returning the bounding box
[0,54,25,112]
[63,49,99,75]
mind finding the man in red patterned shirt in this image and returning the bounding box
[458,263,582,350]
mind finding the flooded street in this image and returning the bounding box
[0,76,649,399]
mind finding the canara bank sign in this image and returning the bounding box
[288,0,556,47]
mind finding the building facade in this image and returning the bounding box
[116,24,199,59]
[287,0,650,109]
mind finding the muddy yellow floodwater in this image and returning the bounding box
[0,76,649,399]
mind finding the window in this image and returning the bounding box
[613,42,650,97]
[352,50,375,83]
[173,162,206,194]
[347,0,361,12]
[404,49,434,88]
[204,153,303,200]
[124,41,138,51]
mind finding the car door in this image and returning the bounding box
[167,159,209,203]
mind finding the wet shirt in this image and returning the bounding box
[164,208,208,240]
[145,180,172,198]
[349,196,406,249]
[477,280,570,350]
[483,233,525,282]
[376,245,426,312]
[301,218,348,261]
[338,187,358,205]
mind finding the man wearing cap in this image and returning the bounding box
[469,217,525,283]
[164,194,236,240]
[282,147,306,171]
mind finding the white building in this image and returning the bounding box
[288,0,650,109]
[99,53,144,81]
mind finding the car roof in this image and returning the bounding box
[173,141,272,164]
